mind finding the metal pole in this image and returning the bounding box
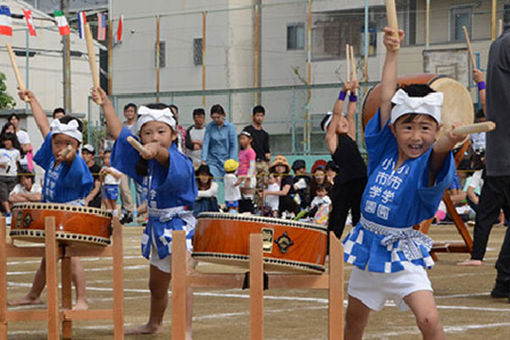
[305,0,312,155]
[61,0,71,112]
[156,15,160,103]
[364,0,368,82]
[202,11,207,107]
[108,19,113,94]
[25,29,29,110]
[425,0,430,49]
[254,4,260,105]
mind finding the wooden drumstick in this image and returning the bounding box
[462,26,477,70]
[349,45,358,96]
[346,44,351,95]
[6,44,29,102]
[452,121,496,136]
[385,0,400,50]
[127,136,150,156]
[85,23,102,104]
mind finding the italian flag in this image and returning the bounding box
[54,10,70,36]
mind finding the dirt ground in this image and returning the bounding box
[4,223,510,339]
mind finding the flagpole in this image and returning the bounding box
[61,0,71,112]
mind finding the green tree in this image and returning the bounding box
[0,73,16,110]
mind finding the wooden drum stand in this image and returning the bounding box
[170,230,345,339]
[0,217,124,339]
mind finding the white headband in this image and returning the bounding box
[390,89,443,124]
[50,119,82,142]
[135,106,176,134]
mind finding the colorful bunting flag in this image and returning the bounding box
[97,13,106,41]
[77,11,87,39]
[54,10,70,36]
[22,9,37,36]
[116,14,123,42]
[0,5,12,36]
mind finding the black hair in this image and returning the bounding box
[0,122,16,137]
[393,84,438,125]
[52,107,66,118]
[193,108,206,117]
[196,165,213,190]
[7,113,20,122]
[169,104,179,114]
[18,166,35,180]
[252,105,265,115]
[315,184,327,192]
[210,104,226,116]
[135,103,173,176]
[124,103,137,112]
[58,115,84,132]
[0,132,22,151]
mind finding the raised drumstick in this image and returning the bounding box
[127,136,150,157]
[85,23,102,104]
[452,121,496,136]
[385,0,400,50]
[346,44,351,95]
[462,26,477,70]
[6,44,29,102]
[349,45,358,96]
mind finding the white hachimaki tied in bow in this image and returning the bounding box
[390,89,444,124]
[50,119,83,142]
[135,105,176,135]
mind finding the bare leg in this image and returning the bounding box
[126,265,171,334]
[457,259,483,266]
[344,295,371,340]
[2,201,10,214]
[71,257,88,310]
[404,290,445,340]
[8,258,46,306]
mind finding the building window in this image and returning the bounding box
[450,6,472,41]
[193,38,203,66]
[287,23,305,50]
[155,41,166,68]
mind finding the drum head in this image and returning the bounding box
[429,77,474,148]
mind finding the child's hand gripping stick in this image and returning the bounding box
[452,121,496,136]
[127,136,151,158]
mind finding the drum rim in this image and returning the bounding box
[12,202,113,218]
[9,229,111,246]
[192,251,325,273]
[197,212,328,232]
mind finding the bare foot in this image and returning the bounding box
[125,323,162,335]
[457,259,483,266]
[72,300,88,311]
[8,295,43,306]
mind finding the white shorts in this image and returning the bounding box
[348,265,433,311]
[149,250,196,274]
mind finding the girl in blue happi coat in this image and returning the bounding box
[92,88,196,336]
[9,90,93,311]
[342,28,469,340]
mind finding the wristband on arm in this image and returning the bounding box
[338,90,347,101]
[477,81,486,91]
[349,93,357,102]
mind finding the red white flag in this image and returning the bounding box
[116,15,123,42]
[22,9,37,36]
[97,13,106,41]
[54,10,70,36]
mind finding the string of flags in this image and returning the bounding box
[0,5,123,42]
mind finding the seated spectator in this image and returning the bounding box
[186,108,206,169]
[291,159,311,210]
[263,155,298,218]
[309,184,332,226]
[9,167,42,205]
[309,166,331,203]
[264,173,280,217]
[193,164,219,217]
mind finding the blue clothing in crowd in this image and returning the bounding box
[343,110,455,273]
[111,127,197,260]
[34,132,93,204]
[201,120,238,178]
